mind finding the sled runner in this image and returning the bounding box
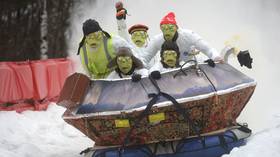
[81,124,251,157]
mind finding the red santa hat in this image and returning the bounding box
[160,12,177,26]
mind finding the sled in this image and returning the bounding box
[58,62,256,147]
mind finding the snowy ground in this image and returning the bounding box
[0,103,92,157]
[1,103,280,157]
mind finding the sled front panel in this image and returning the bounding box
[61,63,256,146]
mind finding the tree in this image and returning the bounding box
[0,0,74,61]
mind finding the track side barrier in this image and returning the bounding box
[0,58,73,112]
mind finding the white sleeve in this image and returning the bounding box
[117,19,130,42]
[149,61,164,73]
[134,68,149,76]
[146,51,160,69]
[107,71,120,79]
[181,29,220,60]
[194,38,220,60]
[112,35,131,49]
[141,34,163,66]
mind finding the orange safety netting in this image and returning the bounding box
[0,58,73,112]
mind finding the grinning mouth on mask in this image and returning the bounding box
[121,66,129,70]
[90,43,97,48]
[166,60,176,66]
[135,40,142,43]
[164,34,171,39]
[91,43,97,46]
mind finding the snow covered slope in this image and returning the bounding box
[0,104,92,157]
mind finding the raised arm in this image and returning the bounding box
[140,34,163,65]
[115,2,130,42]
[182,29,221,61]
[116,19,130,42]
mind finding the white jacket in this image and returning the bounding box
[141,28,220,66]
[149,61,171,73]
[117,19,130,43]
[107,68,149,79]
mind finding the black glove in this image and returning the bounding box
[237,50,253,69]
[150,71,161,80]
[204,59,216,67]
[132,73,142,82]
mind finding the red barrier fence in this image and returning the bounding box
[0,58,73,112]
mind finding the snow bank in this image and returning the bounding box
[0,103,92,157]
[223,114,280,157]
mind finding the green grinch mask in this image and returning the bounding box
[160,24,177,41]
[85,31,103,49]
[117,56,133,74]
[131,31,148,47]
[162,50,177,67]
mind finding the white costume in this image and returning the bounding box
[149,62,173,73]
[141,28,221,66]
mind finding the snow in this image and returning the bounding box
[0,103,92,157]
[0,104,280,157]
[223,115,280,157]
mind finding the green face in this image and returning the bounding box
[85,31,103,50]
[160,24,177,41]
[117,56,133,74]
[162,50,177,67]
[131,31,148,47]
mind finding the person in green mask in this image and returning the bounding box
[142,12,223,68]
[149,41,180,79]
[107,47,148,81]
[77,19,133,79]
[115,2,160,68]
[128,24,149,48]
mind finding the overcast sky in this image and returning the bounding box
[68,0,280,132]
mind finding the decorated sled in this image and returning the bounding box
[58,62,256,147]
